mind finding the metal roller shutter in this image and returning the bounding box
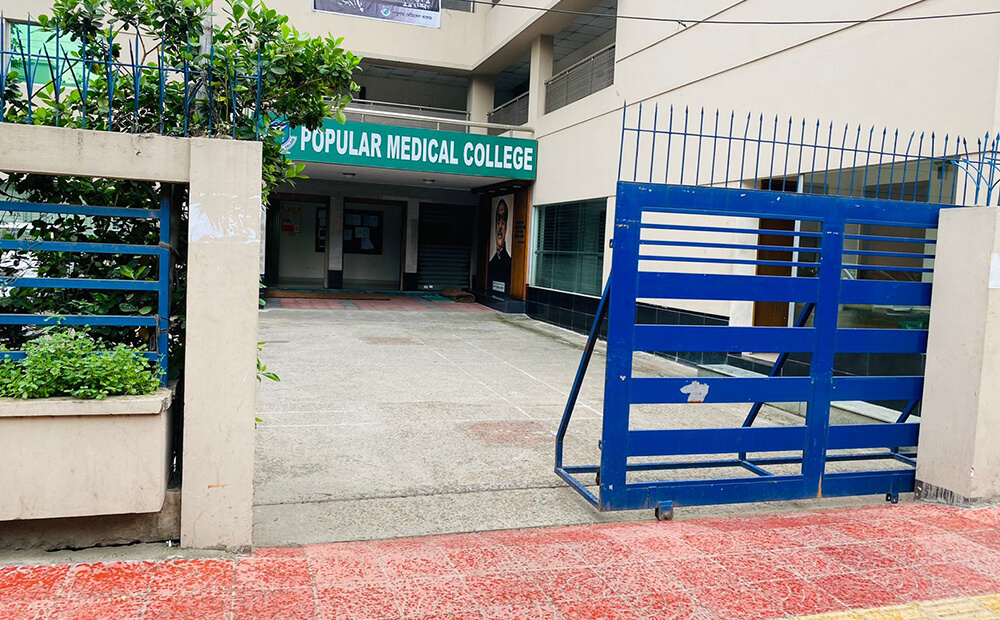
[417,205,473,291]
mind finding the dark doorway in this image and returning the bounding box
[417,204,474,291]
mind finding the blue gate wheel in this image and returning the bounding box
[654,501,674,521]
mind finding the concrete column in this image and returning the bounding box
[182,138,262,551]
[528,35,554,125]
[467,75,495,136]
[327,196,344,288]
[404,200,420,290]
[916,206,1000,507]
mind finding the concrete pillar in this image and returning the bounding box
[327,196,344,288]
[404,200,420,290]
[916,206,1000,507]
[182,138,262,551]
[528,35,554,125]
[467,75,495,136]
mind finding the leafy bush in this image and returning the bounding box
[0,330,161,400]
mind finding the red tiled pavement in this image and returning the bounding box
[4,503,1000,619]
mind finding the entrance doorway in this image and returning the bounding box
[268,197,328,288]
[342,198,405,291]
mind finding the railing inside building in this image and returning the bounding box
[345,99,470,132]
[339,99,533,137]
[545,45,615,114]
[487,92,529,134]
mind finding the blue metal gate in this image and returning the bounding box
[553,105,988,517]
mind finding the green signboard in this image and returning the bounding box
[280,119,537,180]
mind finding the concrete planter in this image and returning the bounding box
[0,388,173,521]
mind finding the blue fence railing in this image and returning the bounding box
[0,198,171,383]
[617,103,1000,207]
[0,17,264,139]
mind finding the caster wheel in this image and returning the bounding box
[654,502,674,522]
[886,492,899,504]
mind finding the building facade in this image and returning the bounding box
[5,0,1000,321]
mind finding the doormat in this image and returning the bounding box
[263,289,392,300]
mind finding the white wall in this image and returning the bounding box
[527,0,1000,318]
[278,201,326,285]
[270,1,488,71]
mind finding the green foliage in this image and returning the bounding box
[256,341,279,383]
[0,330,161,399]
[0,0,360,382]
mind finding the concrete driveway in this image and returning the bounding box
[254,296,880,546]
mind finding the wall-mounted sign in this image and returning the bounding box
[281,120,538,181]
[316,206,328,252]
[280,204,301,233]
[344,210,383,254]
[314,0,440,28]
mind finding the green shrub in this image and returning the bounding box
[0,330,161,400]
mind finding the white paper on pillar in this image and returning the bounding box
[989,253,1000,289]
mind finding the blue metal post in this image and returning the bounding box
[600,183,641,509]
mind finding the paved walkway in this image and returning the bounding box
[255,299,882,546]
[4,503,1000,619]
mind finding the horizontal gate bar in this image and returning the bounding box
[630,376,812,404]
[637,254,818,270]
[627,184,826,220]
[640,222,823,239]
[0,240,168,256]
[1,351,162,362]
[840,280,932,306]
[843,249,935,260]
[633,325,815,353]
[0,201,161,219]
[827,423,919,450]
[831,376,923,401]
[625,184,942,226]
[0,314,158,327]
[637,238,823,255]
[819,470,916,497]
[836,329,928,354]
[844,233,935,245]
[0,277,160,291]
[637,272,819,302]
[611,475,810,510]
[554,468,599,507]
[626,426,807,457]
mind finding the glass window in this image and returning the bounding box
[8,22,84,88]
[533,199,606,296]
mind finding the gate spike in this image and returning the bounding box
[849,124,862,197]
[782,115,793,183]
[634,102,643,182]
[835,123,848,197]
[724,110,735,187]
[768,114,778,183]
[679,106,689,185]
[664,104,674,184]
[900,131,915,201]
[649,102,659,184]
[753,113,763,187]
[710,108,720,186]
[887,129,901,197]
[695,107,705,185]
